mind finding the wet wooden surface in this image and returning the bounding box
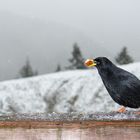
[0,120,140,128]
[0,113,140,140]
[0,121,139,140]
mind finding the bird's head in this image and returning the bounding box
[84,57,113,70]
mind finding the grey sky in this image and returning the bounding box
[1,0,140,59]
[0,0,140,80]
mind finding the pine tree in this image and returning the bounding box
[19,58,38,78]
[115,47,134,65]
[56,64,61,72]
[67,43,86,69]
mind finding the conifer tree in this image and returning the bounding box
[56,64,61,72]
[19,58,38,78]
[67,43,86,69]
[115,47,134,65]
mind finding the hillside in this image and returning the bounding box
[0,62,139,115]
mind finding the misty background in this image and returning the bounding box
[0,0,140,81]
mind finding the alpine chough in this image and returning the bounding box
[85,57,140,113]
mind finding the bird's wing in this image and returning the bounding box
[120,78,140,108]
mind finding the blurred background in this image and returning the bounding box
[0,0,140,114]
[0,0,140,81]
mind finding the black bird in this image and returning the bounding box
[85,57,140,113]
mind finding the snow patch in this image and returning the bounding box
[0,63,140,115]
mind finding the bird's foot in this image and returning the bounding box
[117,106,126,113]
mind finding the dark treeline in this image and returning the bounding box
[19,44,134,78]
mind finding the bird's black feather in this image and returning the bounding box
[94,57,140,108]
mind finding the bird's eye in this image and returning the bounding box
[95,60,100,65]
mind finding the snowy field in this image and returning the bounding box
[0,62,140,115]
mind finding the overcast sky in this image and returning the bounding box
[0,0,140,60]
[0,0,140,80]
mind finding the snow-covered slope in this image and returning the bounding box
[0,62,140,115]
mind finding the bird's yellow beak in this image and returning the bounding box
[84,59,97,67]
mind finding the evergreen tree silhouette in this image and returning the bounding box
[19,58,38,78]
[115,46,134,65]
[67,43,86,69]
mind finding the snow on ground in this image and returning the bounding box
[0,62,140,115]
[1,112,140,121]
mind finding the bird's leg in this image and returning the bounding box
[117,106,126,113]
